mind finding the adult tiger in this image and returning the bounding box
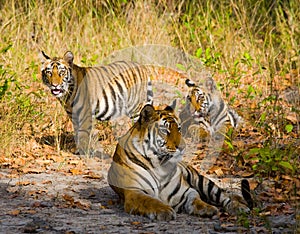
[108,104,253,220]
[180,77,242,140]
[40,51,153,156]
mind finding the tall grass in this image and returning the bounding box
[0,0,299,159]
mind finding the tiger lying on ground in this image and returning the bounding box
[180,77,242,141]
[40,51,153,156]
[108,103,253,220]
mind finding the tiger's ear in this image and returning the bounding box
[185,79,195,87]
[164,99,176,112]
[205,77,217,93]
[63,51,74,67]
[39,51,50,64]
[139,104,157,124]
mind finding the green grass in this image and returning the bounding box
[0,0,299,176]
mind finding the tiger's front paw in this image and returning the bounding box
[147,205,176,221]
[124,198,176,221]
[225,200,250,215]
[191,198,218,217]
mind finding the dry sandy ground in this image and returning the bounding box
[0,156,297,234]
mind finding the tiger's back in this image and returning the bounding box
[81,61,153,120]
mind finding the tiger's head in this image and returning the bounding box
[40,51,74,98]
[125,103,185,167]
[185,78,217,120]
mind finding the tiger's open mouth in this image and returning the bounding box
[51,88,63,96]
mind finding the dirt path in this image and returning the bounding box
[0,163,224,234]
[0,156,297,234]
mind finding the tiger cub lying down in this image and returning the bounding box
[108,104,253,220]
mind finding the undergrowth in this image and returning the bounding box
[0,0,299,184]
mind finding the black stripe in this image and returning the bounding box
[115,79,124,98]
[127,152,150,172]
[96,91,109,120]
[186,168,192,185]
[173,187,190,212]
[215,188,221,205]
[167,180,181,202]
[99,65,109,75]
[135,65,145,83]
[198,175,208,202]
[107,82,117,114]
[118,69,130,88]
[207,180,215,201]
[134,170,156,193]
[222,198,231,208]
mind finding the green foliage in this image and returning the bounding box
[237,212,251,228]
[248,145,295,176]
[195,47,222,71]
[285,124,293,133]
[81,54,100,66]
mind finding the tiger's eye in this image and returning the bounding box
[59,70,66,76]
[160,128,169,135]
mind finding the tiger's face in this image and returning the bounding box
[185,79,210,121]
[40,51,74,98]
[138,104,186,166]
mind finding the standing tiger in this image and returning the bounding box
[108,103,253,220]
[180,77,242,140]
[40,51,153,156]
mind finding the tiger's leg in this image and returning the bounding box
[72,106,109,158]
[72,114,93,156]
[191,197,219,217]
[182,164,252,215]
[197,175,251,215]
[182,189,219,217]
[123,189,176,221]
[72,102,101,157]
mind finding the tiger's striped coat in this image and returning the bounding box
[108,104,252,220]
[40,51,153,156]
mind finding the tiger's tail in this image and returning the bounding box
[146,76,153,105]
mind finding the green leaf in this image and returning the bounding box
[225,140,234,150]
[260,112,266,122]
[176,63,186,71]
[243,52,252,61]
[249,148,260,154]
[1,44,12,53]
[196,48,202,58]
[279,161,294,171]
[174,90,183,98]
[272,165,278,171]
[285,124,293,133]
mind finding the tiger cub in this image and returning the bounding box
[40,51,153,156]
[108,104,252,220]
[180,77,242,141]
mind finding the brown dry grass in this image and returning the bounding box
[0,0,299,176]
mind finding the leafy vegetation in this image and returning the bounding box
[0,0,299,231]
